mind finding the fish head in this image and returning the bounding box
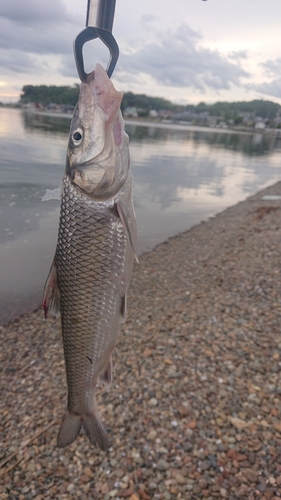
[66,64,129,201]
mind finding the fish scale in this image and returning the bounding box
[55,177,126,415]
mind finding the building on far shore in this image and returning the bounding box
[255,120,266,130]
[123,106,138,118]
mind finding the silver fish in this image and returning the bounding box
[43,64,137,450]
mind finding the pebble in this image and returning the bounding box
[83,466,93,477]
[175,473,185,484]
[244,468,259,482]
[114,468,125,478]
[193,484,201,494]
[1,181,281,499]
[149,398,158,406]
[157,459,169,471]
[269,477,276,485]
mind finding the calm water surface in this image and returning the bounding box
[0,107,280,324]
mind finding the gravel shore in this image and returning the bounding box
[1,181,281,500]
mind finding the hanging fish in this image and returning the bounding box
[43,64,137,450]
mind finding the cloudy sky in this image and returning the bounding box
[1,0,281,105]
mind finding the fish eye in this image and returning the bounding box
[72,128,83,145]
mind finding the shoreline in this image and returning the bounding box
[23,109,256,135]
[1,181,280,328]
[1,180,281,497]
[0,182,281,500]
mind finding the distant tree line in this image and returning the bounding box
[19,85,179,112]
[120,91,177,113]
[19,85,281,119]
[20,85,80,106]
[187,99,281,120]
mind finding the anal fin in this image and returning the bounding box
[120,294,127,323]
[42,259,60,319]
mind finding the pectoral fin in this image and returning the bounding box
[42,260,60,319]
[116,200,138,263]
[42,185,62,201]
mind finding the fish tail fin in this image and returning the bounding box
[82,411,109,451]
[57,411,82,448]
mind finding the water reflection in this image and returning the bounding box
[0,182,61,245]
[126,125,280,211]
[22,111,71,134]
[127,123,279,156]
[0,108,280,324]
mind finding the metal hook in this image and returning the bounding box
[74,0,119,83]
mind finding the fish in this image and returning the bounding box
[43,64,137,450]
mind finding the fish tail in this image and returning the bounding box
[57,411,82,448]
[57,408,109,450]
[82,411,109,451]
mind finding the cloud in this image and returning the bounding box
[0,3,251,100]
[0,0,82,63]
[59,54,79,78]
[117,23,249,92]
[228,50,248,62]
[141,14,160,26]
[251,78,281,99]
[0,0,75,25]
[0,19,75,56]
[0,49,46,74]
[249,57,281,98]
[260,58,281,78]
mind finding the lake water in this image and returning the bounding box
[0,107,280,324]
